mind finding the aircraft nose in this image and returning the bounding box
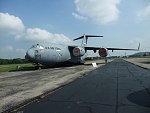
[26,49,34,59]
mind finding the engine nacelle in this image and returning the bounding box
[73,47,85,57]
[99,48,108,57]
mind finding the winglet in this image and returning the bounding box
[138,42,140,51]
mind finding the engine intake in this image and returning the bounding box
[73,47,85,57]
[99,48,108,57]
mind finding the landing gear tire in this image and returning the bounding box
[35,63,41,70]
[35,66,41,70]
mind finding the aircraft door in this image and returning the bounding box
[57,53,61,61]
[34,50,41,59]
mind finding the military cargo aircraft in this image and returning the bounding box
[25,34,140,68]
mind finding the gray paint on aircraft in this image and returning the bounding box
[25,35,139,67]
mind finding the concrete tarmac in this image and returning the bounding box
[8,59,150,113]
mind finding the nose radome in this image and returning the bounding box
[26,49,34,59]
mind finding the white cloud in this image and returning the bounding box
[136,4,150,22]
[0,13,72,58]
[0,13,71,44]
[129,38,142,45]
[0,45,14,58]
[0,13,25,37]
[17,28,71,44]
[1,45,13,52]
[137,4,150,17]
[128,37,150,52]
[0,46,27,58]
[16,49,26,53]
[73,0,121,24]
[72,12,87,21]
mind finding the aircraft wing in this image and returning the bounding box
[85,47,139,51]
[85,43,140,52]
[69,43,140,51]
[106,47,139,51]
[68,43,140,57]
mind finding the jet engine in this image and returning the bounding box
[73,47,85,57]
[98,48,108,57]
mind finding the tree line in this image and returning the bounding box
[0,58,29,65]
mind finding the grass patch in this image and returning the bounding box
[0,63,35,72]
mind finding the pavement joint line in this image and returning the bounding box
[143,86,150,95]
[41,99,117,107]
[115,65,119,113]
[127,65,149,88]
[118,102,149,107]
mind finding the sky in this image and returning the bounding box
[0,0,150,58]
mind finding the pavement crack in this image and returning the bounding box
[75,101,93,113]
[67,82,88,101]
[127,67,144,85]
[40,99,94,113]
[43,99,116,113]
[143,86,150,95]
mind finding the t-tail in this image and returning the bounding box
[73,34,103,47]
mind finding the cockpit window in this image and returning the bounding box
[30,45,44,49]
[38,45,44,49]
[30,45,37,48]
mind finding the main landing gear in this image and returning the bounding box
[105,58,108,64]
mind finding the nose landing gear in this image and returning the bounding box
[35,63,42,70]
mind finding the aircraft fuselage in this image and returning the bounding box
[25,42,87,66]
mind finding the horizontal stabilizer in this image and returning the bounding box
[73,35,103,41]
[73,34,103,47]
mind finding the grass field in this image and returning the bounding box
[0,57,149,72]
[0,63,35,72]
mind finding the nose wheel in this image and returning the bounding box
[35,63,42,70]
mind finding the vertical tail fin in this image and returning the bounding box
[73,34,103,47]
